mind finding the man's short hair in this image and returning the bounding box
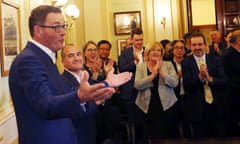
[97,40,112,49]
[230,29,240,44]
[131,28,143,38]
[61,43,75,59]
[190,32,207,45]
[29,5,62,37]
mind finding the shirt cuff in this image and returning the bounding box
[102,81,109,87]
[80,102,87,112]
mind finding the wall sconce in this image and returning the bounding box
[161,17,166,29]
[51,0,80,29]
[51,0,67,7]
[65,4,80,29]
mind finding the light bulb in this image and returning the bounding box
[65,4,80,19]
[52,0,68,7]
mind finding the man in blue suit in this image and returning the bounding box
[9,5,131,144]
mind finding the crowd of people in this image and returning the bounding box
[8,4,240,144]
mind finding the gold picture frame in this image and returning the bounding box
[0,2,21,76]
[114,11,141,35]
[117,39,127,56]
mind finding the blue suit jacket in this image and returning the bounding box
[118,47,141,100]
[9,42,89,144]
[182,54,227,122]
[62,70,97,144]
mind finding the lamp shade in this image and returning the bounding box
[65,4,80,19]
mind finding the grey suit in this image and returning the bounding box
[134,61,180,139]
[134,61,178,113]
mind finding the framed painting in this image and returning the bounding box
[114,11,141,35]
[117,39,127,56]
[0,2,21,76]
[2,0,19,7]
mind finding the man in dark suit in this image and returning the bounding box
[61,44,97,144]
[118,28,145,114]
[118,28,145,142]
[8,5,131,144]
[222,29,240,137]
[182,32,228,138]
[209,29,226,56]
[97,40,121,143]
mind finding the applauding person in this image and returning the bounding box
[134,41,180,140]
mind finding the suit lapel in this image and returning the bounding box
[190,55,199,73]
[62,70,79,90]
[28,42,65,94]
[205,54,210,66]
[48,63,65,94]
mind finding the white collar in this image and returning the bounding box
[193,54,206,63]
[64,68,82,83]
[30,39,56,63]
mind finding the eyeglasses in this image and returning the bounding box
[86,48,97,52]
[173,46,185,50]
[150,49,161,52]
[99,48,110,51]
[38,24,68,33]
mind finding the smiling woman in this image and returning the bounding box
[134,41,179,140]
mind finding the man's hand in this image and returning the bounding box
[105,68,132,87]
[198,63,213,83]
[103,58,114,73]
[133,51,139,64]
[213,43,220,53]
[77,71,115,103]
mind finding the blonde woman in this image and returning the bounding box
[134,41,180,140]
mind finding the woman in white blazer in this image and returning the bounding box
[134,41,180,140]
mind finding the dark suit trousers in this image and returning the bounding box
[191,103,227,138]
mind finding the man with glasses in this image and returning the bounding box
[9,5,132,144]
[97,40,118,74]
[97,40,120,143]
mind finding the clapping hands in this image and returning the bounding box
[77,71,115,105]
[103,58,114,73]
[199,63,213,82]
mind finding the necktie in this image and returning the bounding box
[198,58,214,104]
[204,84,214,104]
